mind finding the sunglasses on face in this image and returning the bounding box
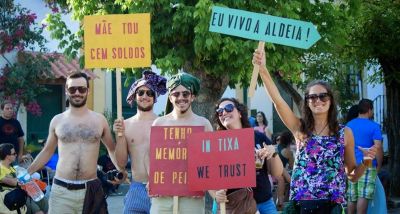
[137,89,155,97]
[216,103,235,116]
[67,86,88,94]
[10,152,17,156]
[170,91,191,98]
[305,92,330,103]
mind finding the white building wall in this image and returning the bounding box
[249,86,274,131]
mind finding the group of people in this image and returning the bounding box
[252,110,294,210]
[0,101,49,214]
[0,46,381,214]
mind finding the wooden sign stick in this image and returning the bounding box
[248,41,265,98]
[173,196,179,214]
[116,69,123,137]
[220,202,226,214]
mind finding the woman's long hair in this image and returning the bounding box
[346,104,359,123]
[300,80,339,136]
[256,111,268,126]
[279,131,294,148]
[214,98,250,130]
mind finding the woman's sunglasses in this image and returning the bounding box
[137,89,155,97]
[216,103,235,116]
[305,93,330,103]
[67,86,88,94]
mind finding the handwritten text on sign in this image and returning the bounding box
[84,14,151,68]
[209,6,321,49]
[149,126,204,196]
[187,128,256,191]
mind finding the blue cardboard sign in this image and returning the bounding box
[209,6,321,49]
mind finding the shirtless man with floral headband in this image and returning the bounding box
[113,69,167,214]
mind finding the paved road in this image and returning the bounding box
[107,195,125,214]
[106,193,400,214]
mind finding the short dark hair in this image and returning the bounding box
[1,101,13,110]
[0,143,14,160]
[358,99,373,114]
[66,71,89,88]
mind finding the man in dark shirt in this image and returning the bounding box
[0,101,24,162]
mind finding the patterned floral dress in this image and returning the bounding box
[290,126,346,204]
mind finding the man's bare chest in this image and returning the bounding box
[56,122,102,143]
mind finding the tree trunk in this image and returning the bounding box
[380,58,400,197]
[187,68,230,123]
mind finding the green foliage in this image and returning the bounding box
[0,1,51,115]
[46,0,364,112]
[0,53,54,115]
[45,12,81,59]
[0,0,47,54]
[349,0,400,83]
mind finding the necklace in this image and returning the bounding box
[314,123,328,136]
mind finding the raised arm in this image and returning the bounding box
[113,118,129,170]
[253,49,301,133]
[28,117,58,174]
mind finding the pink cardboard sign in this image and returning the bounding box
[187,128,256,191]
[149,126,204,196]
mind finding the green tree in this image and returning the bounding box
[0,0,52,115]
[45,0,400,208]
[44,0,355,117]
[348,0,400,196]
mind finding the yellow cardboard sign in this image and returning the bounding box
[84,14,151,68]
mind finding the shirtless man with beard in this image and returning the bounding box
[28,72,121,214]
[150,72,213,214]
[113,70,167,214]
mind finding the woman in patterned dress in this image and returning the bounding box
[252,48,376,213]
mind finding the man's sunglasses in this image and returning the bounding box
[216,103,235,116]
[170,91,191,98]
[67,86,88,94]
[137,89,155,97]
[305,92,330,103]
